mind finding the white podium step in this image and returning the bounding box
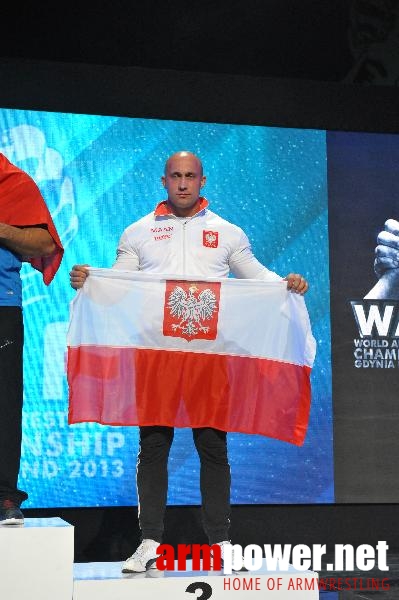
[73,560,319,599]
[0,518,320,599]
[0,517,74,600]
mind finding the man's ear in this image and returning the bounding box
[161,176,166,188]
[200,176,206,188]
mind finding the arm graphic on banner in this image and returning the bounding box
[365,218,399,299]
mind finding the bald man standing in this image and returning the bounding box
[70,151,308,572]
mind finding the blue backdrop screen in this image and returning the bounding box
[0,109,332,507]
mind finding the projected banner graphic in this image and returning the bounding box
[0,109,332,507]
[328,131,399,502]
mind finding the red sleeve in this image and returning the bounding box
[0,153,64,285]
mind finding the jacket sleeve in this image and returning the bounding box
[228,229,282,281]
[113,229,140,271]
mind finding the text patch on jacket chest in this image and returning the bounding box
[151,226,174,241]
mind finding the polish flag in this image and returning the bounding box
[67,269,316,445]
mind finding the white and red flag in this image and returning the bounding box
[67,269,316,445]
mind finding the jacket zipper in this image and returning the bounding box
[182,220,187,275]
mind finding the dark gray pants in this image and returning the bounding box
[0,307,28,505]
[137,426,231,544]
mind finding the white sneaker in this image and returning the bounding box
[122,539,160,573]
[216,541,248,572]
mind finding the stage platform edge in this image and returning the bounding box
[73,559,319,599]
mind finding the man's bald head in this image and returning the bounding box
[161,151,206,217]
[164,151,203,176]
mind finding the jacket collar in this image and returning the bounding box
[154,196,209,217]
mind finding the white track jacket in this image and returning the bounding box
[114,198,281,281]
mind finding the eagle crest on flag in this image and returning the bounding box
[163,281,221,341]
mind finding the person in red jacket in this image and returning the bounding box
[0,153,63,525]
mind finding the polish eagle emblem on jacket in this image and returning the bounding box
[163,281,221,341]
[203,230,219,248]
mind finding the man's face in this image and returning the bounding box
[161,154,206,217]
